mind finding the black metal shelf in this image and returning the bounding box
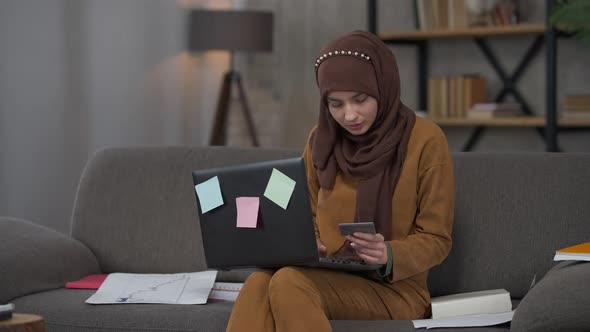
[367,0,586,152]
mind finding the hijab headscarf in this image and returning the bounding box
[312,30,416,241]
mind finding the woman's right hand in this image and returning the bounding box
[317,238,327,257]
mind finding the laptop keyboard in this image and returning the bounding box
[319,257,367,266]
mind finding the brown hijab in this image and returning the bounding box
[312,30,416,241]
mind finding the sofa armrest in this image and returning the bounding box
[0,217,101,303]
[511,261,590,331]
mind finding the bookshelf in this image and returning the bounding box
[430,116,590,127]
[367,0,589,152]
[380,24,546,41]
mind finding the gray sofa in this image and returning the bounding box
[2,146,590,332]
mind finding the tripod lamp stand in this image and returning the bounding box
[187,9,273,147]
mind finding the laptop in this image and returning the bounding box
[191,157,380,272]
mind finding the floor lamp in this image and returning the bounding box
[187,9,273,147]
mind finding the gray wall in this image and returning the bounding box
[0,0,232,232]
[1,0,589,233]
[243,0,590,150]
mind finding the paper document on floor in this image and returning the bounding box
[85,271,217,305]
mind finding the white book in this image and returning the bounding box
[413,310,514,329]
[430,289,512,319]
[208,282,243,302]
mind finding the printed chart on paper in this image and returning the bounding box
[85,271,217,305]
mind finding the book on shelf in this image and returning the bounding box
[561,94,590,118]
[415,0,519,30]
[561,95,590,118]
[554,242,590,262]
[428,74,487,119]
[467,102,524,119]
[561,110,590,118]
[430,289,512,319]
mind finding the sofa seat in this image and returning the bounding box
[329,300,519,332]
[13,288,233,332]
[14,288,519,332]
[331,320,510,332]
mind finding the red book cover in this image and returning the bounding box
[65,274,108,289]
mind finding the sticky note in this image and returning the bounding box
[195,176,224,213]
[236,197,259,228]
[263,168,296,210]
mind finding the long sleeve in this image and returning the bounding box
[302,128,321,238]
[387,129,455,283]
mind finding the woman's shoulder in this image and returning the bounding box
[407,116,452,168]
[410,116,446,144]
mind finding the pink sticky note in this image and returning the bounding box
[236,197,260,228]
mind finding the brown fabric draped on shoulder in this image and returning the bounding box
[311,30,416,241]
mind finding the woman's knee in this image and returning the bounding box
[268,267,316,299]
[246,269,274,283]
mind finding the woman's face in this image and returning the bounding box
[327,91,378,135]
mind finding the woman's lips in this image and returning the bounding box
[348,123,363,130]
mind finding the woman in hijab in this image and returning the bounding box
[226,30,454,332]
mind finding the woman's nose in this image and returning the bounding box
[344,104,358,122]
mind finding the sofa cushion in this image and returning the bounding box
[216,268,257,283]
[13,288,234,332]
[511,261,590,332]
[0,217,100,303]
[331,320,509,332]
[13,289,517,332]
[429,153,590,298]
[70,147,301,274]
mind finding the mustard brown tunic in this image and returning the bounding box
[303,115,455,319]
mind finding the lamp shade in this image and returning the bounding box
[187,9,273,52]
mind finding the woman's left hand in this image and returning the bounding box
[346,232,388,265]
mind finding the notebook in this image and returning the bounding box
[554,242,590,262]
[191,157,380,272]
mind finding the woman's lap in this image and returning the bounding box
[245,266,407,320]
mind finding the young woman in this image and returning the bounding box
[226,30,455,332]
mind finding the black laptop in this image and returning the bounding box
[191,157,380,271]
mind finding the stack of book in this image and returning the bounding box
[561,95,590,118]
[430,289,512,319]
[412,289,514,329]
[467,102,523,119]
[554,242,590,262]
[415,0,519,30]
[428,75,487,119]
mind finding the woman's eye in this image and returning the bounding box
[355,97,367,104]
[330,103,342,108]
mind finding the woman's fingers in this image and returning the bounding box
[356,252,384,265]
[350,244,383,258]
[346,233,384,249]
[346,233,388,265]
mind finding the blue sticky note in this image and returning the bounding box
[263,168,296,210]
[195,176,224,213]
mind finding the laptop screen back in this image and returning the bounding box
[192,157,318,269]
